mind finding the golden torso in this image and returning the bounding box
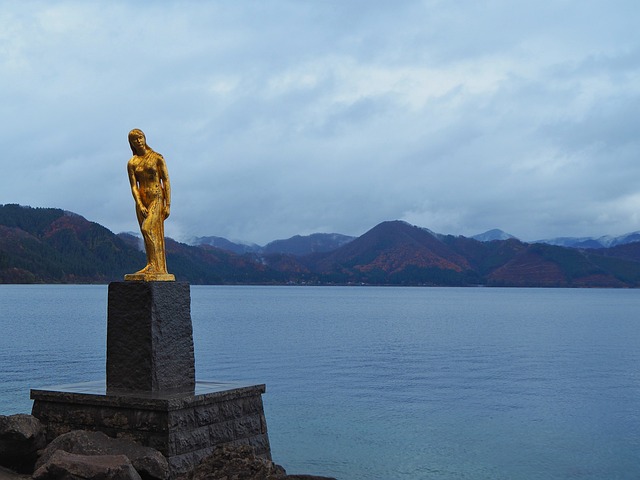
[130,153,164,204]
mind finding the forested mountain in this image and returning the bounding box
[292,221,640,287]
[0,204,143,283]
[2,204,640,287]
[0,204,285,284]
[299,221,475,285]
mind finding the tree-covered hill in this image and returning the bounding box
[2,204,640,286]
[0,204,286,284]
[0,204,144,283]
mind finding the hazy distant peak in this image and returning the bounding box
[262,232,355,256]
[536,231,640,249]
[472,229,517,242]
[191,235,260,255]
[604,231,640,247]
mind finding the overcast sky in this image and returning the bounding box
[1,1,639,245]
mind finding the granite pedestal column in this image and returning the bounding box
[106,281,195,393]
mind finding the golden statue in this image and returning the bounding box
[124,129,175,281]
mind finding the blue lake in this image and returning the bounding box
[1,285,640,479]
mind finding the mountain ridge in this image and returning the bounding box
[535,231,640,249]
[2,204,640,287]
[192,232,355,256]
[195,228,640,253]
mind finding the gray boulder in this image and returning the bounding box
[35,431,168,480]
[33,450,141,480]
[0,414,46,473]
[0,465,30,480]
[178,444,336,480]
[179,444,286,480]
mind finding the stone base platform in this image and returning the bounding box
[31,381,271,477]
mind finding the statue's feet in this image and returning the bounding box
[125,264,174,282]
[134,265,154,275]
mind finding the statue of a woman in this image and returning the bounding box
[124,129,175,281]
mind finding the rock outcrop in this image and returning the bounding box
[178,444,336,480]
[33,450,141,480]
[0,414,46,473]
[178,444,286,480]
[34,431,169,480]
[0,415,334,480]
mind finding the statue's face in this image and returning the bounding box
[131,133,146,154]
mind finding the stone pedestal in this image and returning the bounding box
[31,281,272,478]
[107,282,195,393]
[31,381,271,476]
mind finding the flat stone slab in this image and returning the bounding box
[32,381,261,410]
[31,381,271,478]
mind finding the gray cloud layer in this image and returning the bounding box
[1,1,639,244]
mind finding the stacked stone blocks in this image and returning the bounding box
[32,383,269,474]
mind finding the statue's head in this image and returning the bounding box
[128,129,147,155]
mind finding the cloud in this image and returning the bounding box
[1,0,639,244]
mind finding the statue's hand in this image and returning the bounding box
[164,205,171,219]
[140,205,149,218]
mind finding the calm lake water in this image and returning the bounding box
[1,285,640,479]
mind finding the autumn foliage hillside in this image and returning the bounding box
[2,204,640,286]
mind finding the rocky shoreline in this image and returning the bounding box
[0,414,335,480]
[0,466,29,480]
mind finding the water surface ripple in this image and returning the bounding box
[1,285,639,479]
